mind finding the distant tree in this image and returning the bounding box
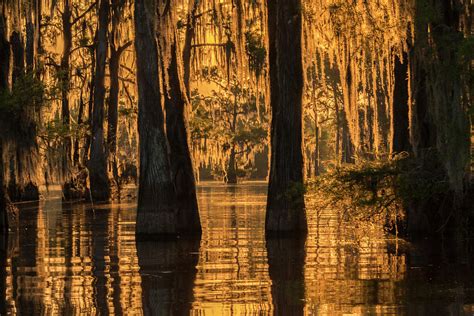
[190,68,268,183]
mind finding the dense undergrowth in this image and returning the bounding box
[306,152,464,234]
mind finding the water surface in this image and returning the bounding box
[2,182,474,315]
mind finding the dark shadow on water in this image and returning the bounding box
[394,238,474,315]
[137,236,200,316]
[266,235,306,316]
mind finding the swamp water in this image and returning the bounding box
[1,182,474,315]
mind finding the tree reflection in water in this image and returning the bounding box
[137,237,200,316]
[266,236,306,315]
[1,183,474,315]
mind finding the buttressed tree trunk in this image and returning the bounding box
[266,0,307,234]
[164,37,201,233]
[135,0,178,235]
[89,0,111,202]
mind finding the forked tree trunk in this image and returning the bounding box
[135,0,178,235]
[266,0,307,234]
[164,38,201,233]
[89,0,111,202]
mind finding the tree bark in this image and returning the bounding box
[182,0,199,98]
[60,1,73,178]
[164,39,201,233]
[89,0,111,202]
[266,0,307,234]
[108,46,121,196]
[135,0,178,235]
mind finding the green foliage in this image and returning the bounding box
[0,74,44,114]
[307,153,450,223]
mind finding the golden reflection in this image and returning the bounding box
[5,199,142,315]
[3,183,472,315]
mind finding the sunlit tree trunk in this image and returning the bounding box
[266,0,307,234]
[182,0,199,98]
[89,0,111,202]
[135,0,178,235]
[107,0,132,199]
[164,38,201,232]
[83,47,96,166]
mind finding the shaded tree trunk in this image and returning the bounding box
[60,0,73,179]
[266,0,307,234]
[390,53,411,156]
[164,38,201,233]
[0,8,9,90]
[0,141,7,236]
[406,0,470,238]
[0,10,9,236]
[89,0,111,202]
[135,0,178,235]
[225,146,237,184]
[341,110,355,164]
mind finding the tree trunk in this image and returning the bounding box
[89,0,111,202]
[0,8,9,90]
[164,39,201,233]
[0,141,7,236]
[83,48,96,165]
[108,47,120,197]
[135,0,178,235]
[0,11,8,236]
[341,110,355,164]
[390,53,411,156]
[182,0,199,98]
[266,0,307,234]
[225,146,238,184]
[406,0,470,238]
[60,1,73,179]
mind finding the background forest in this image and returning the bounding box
[0,0,472,238]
